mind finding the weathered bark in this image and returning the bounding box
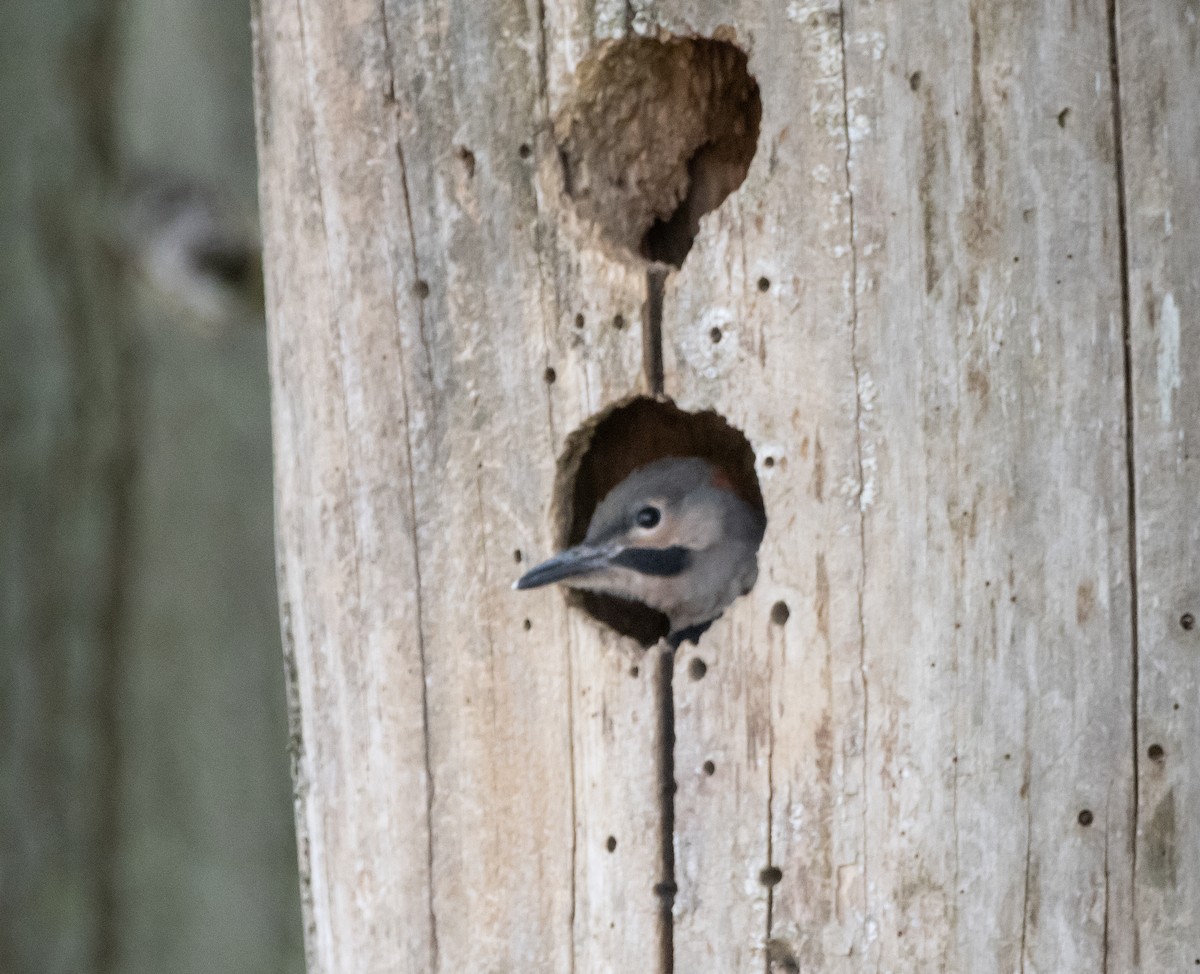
[254,0,1197,970]
[1118,2,1200,967]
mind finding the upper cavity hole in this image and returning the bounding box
[555,36,761,269]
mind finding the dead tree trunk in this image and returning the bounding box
[253,0,1198,970]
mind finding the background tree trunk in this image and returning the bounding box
[108,0,302,969]
[1,5,124,969]
[254,0,1198,970]
[1,0,303,971]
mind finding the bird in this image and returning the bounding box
[515,456,766,648]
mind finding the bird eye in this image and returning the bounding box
[635,506,661,529]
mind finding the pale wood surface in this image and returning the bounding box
[668,1,1139,969]
[1118,1,1200,968]
[256,1,659,970]
[255,0,1196,971]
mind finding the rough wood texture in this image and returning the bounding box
[255,1,657,970]
[667,1,1140,969]
[1118,1,1200,967]
[255,0,1196,970]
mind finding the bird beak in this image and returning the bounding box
[513,542,617,590]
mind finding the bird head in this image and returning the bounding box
[516,457,765,646]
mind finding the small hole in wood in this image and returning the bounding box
[544,367,557,385]
[757,276,770,292]
[455,145,476,177]
[513,549,522,563]
[1078,809,1094,826]
[688,657,707,681]
[909,71,922,91]
[771,601,790,626]
[556,36,760,268]
[518,142,532,159]
[1181,612,1195,631]
[414,279,430,299]
[574,313,585,328]
[763,456,774,468]
[759,866,783,887]
[612,313,626,330]
[703,760,715,776]
[1057,107,1070,128]
[710,326,723,343]
[606,835,617,852]
[629,664,639,678]
[1148,744,1165,762]
[522,618,532,631]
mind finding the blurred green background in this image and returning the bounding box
[1,0,304,971]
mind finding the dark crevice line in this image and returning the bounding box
[378,0,395,100]
[763,634,777,974]
[1102,794,1112,973]
[533,0,550,108]
[390,135,441,974]
[644,269,666,396]
[1105,0,1140,963]
[1018,769,1032,973]
[655,648,676,974]
[393,139,436,391]
[647,264,672,973]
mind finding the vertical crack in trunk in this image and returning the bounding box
[763,643,776,974]
[643,269,666,396]
[1018,769,1033,974]
[655,648,676,974]
[388,131,440,973]
[1105,0,1140,964]
[646,266,671,971]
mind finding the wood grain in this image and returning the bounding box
[255,0,1195,969]
[1118,1,1200,967]
[256,0,658,970]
